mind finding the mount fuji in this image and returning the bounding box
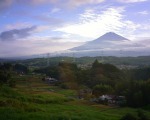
[69,32,149,57]
[70,32,129,51]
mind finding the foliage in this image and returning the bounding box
[120,113,138,120]
[92,84,114,96]
[14,63,29,74]
[120,110,150,120]
[13,56,150,67]
[137,109,150,120]
[0,71,150,120]
[31,60,150,108]
[0,63,12,84]
[125,80,150,107]
[8,78,16,87]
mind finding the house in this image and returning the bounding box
[98,94,126,106]
[42,77,58,84]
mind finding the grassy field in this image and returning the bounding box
[0,75,150,120]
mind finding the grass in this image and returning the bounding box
[0,74,150,120]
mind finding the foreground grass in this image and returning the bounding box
[0,75,150,120]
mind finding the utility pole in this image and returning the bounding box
[47,53,50,66]
[101,50,104,63]
[72,52,76,63]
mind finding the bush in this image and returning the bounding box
[120,110,150,120]
[8,78,16,87]
[137,110,150,120]
[120,113,137,120]
[60,83,69,89]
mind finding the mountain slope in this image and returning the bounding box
[70,32,129,51]
[91,32,129,42]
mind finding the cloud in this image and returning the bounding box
[0,26,36,41]
[5,22,32,30]
[51,8,61,13]
[138,11,149,15]
[0,0,105,11]
[33,15,64,25]
[0,0,57,11]
[16,0,57,5]
[117,0,147,3]
[0,0,13,11]
[66,0,105,8]
[55,7,140,40]
[25,0,105,8]
[0,36,83,57]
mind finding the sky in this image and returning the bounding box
[0,0,150,57]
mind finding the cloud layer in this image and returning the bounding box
[0,0,105,10]
[117,0,147,3]
[0,26,36,41]
[0,0,150,57]
[55,7,140,40]
[0,0,13,11]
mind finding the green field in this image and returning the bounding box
[0,75,150,120]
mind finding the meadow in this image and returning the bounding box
[0,74,149,120]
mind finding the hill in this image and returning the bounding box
[0,74,150,120]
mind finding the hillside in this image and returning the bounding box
[10,56,150,68]
[0,60,150,119]
[0,74,150,120]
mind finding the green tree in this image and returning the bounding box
[92,84,114,97]
[14,64,29,74]
[120,113,138,120]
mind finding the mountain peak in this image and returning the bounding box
[95,32,129,42]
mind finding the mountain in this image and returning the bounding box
[68,32,150,57]
[70,32,129,51]
[91,32,129,42]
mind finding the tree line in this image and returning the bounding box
[34,60,150,108]
[0,63,28,87]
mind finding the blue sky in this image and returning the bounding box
[0,0,150,57]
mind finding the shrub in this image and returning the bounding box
[8,78,16,87]
[137,110,150,120]
[120,113,137,120]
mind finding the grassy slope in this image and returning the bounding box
[0,75,150,120]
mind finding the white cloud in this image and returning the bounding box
[0,36,83,57]
[34,25,51,32]
[51,8,61,13]
[138,11,149,15]
[117,0,147,3]
[55,7,140,40]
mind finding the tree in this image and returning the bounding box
[120,113,137,120]
[58,62,79,89]
[8,78,16,87]
[92,59,100,68]
[137,110,149,120]
[92,84,114,97]
[0,63,14,85]
[0,70,8,84]
[14,64,28,74]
